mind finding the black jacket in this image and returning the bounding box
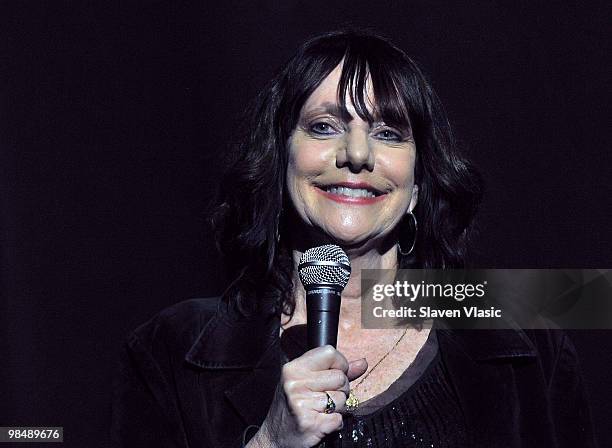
[111,296,597,447]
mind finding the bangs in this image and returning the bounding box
[286,31,421,139]
[336,43,413,133]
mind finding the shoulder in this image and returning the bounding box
[112,298,224,446]
[125,296,223,361]
[438,325,581,380]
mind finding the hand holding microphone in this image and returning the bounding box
[248,245,368,448]
[254,345,367,448]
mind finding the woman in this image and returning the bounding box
[111,30,595,447]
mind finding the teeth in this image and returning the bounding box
[325,186,376,198]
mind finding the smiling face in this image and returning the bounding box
[286,62,418,250]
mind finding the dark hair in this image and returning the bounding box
[211,29,483,318]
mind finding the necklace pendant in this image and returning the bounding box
[345,390,359,412]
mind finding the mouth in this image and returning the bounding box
[314,182,388,204]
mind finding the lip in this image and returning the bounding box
[314,181,388,205]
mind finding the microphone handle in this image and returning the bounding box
[306,287,342,349]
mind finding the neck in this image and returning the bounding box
[287,242,399,332]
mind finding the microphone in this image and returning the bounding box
[298,245,351,349]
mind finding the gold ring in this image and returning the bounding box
[323,392,336,414]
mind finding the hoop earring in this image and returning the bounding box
[397,211,417,256]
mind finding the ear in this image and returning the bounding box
[408,184,419,212]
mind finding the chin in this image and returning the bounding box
[323,226,377,247]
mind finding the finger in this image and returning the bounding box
[314,409,344,435]
[298,369,350,395]
[292,345,349,373]
[318,390,348,414]
[347,358,368,382]
[293,391,347,414]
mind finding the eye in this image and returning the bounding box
[374,129,403,142]
[309,122,338,136]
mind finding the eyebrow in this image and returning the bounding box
[302,100,409,130]
[302,101,352,122]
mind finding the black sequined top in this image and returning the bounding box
[314,330,470,447]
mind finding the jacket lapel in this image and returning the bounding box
[223,339,282,425]
[184,296,282,426]
[437,327,540,447]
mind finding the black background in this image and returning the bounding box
[1,2,611,447]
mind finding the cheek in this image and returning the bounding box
[286,137,328,210]
[289,140,330,177]
[286,163,305,214]
[380,150,416,187]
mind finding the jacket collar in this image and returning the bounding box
[183,295,537,427]
[434,317,537,361]
[185,295,281,370]
[185,297,537,370]
[185,296,282,426]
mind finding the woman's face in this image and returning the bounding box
[286,63,418,248]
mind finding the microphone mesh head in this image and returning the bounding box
[298,245,351,290]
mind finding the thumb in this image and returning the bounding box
[347,358,368,382]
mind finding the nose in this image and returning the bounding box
[336,129,375,172]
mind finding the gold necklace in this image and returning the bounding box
[279,325,409,412]
[345,327,409,412]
